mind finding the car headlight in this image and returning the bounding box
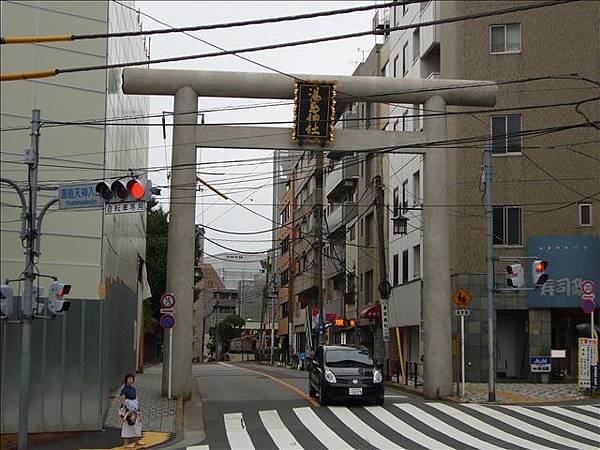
[324,369,337,384]
[373,369,383,383]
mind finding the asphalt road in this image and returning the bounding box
[190,362,600,450]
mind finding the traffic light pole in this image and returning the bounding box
[17,109,41,449]
[484,140,496,402]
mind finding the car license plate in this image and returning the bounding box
[349,388,362,395]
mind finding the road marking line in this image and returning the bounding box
[427,403,552,450]
[537,405,600,425]
[385,395,408,398]
[186,446,210,450]
[503,406,600,442]
[329,406,404,449]
[572,405,600,415]
[395,404,505,450]
[464,404,596,450]
[294,407,352,450]
[364,406,454,450]
[259,409,304,449]
[218,362,319,407]
[224,412,255,450]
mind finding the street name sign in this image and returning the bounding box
[59,183,103,209]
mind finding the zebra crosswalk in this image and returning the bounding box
[189,402,600,450]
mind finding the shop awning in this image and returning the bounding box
[359,303,381,319]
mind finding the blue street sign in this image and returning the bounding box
[159,314,175,329]
[529,356,551,372]
[58,183,103,209]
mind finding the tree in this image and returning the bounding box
[145,198,168,335]
[215,314,246,354]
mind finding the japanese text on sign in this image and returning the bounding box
[105,201,146,215]
[59,183,103,209]
[292,81,336,143]
[578,338,598,388]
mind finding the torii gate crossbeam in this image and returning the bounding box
[123,68,496,400]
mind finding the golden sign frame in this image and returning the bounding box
[291,80,337,145]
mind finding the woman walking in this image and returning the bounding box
[120,373,143,448]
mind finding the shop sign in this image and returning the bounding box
[528,236,600,308]
[292,81,336,144]
[529,356,551,373]
[578,337,598,388]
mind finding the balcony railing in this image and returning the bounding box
[325,156,359,200]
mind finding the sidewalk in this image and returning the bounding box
[386,380,591,404]
[30,365,177,450]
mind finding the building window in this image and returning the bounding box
[365,213,374,247]
[279,205,290,224]
[413,244,421,278]
[281,302,289,318]
[493,206,522,246]
[281,236,290,255]
[401,180,408,213]
[393,187,400,216]
[412,29,420,62]
[365,153,373,182]
[365,270,374,304]
[393,118,399,130]
[393,55,399,78]
[348,224,356,240]
[393,254,399,286]
[281,268,289,286]
[402,110,409,131]
[412,170,420,206]
[491,115,521,154]
[412,104,420,131]
[402,41,409,76]
[579,203,592,226]
[490,24,521,54]
[402,250,409,283]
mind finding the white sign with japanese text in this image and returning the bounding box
[578,337,598,388]
[104,201,146,215]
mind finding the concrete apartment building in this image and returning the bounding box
[0,0,149,433]
[387,0,599,381]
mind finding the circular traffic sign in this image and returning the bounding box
[581,280,596,295]
[159,314,175,329]
[160,292,176,309]
[581,299,595,314]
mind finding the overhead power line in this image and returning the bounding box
[1,1,402,44]
[1,0,577,81]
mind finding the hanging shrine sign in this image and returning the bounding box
[292,80,337,144]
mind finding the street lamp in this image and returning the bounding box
[392,215,408,235]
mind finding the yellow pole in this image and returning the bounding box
[395,327,406,383]
[1,69,57,81]
[1,34,72,44]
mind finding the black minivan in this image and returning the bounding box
[308,345,384,405]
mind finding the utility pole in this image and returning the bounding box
[315,151,325,345]
[17,109,41,450]
[270,277,277,363]
[374,173,391,373]
[484,140,496,402]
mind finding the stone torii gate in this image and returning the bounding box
[123,68,496,400]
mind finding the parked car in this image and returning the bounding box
[308,345,384,405]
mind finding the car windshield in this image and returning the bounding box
[325,348,374,367]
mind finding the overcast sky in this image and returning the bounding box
[135,1,379,255]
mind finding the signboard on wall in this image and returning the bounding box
[528,236,600,308]
[578,338,598,388]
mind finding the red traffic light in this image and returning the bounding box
[127,179,145,200]
[534,260,548,273]
[57,284,71,296]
